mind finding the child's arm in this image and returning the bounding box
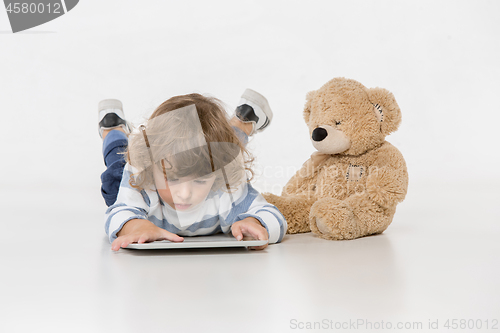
[105,164,183,249]
[111,219,184,251]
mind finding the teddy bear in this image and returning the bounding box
[263,77,408,240]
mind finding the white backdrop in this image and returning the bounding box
[1,0,499,193]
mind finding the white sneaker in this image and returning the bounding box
[98,99,131,138]
[235,89,273,135]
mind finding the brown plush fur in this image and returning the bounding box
[263,77,408,240]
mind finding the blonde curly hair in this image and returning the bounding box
[125,93,254,192]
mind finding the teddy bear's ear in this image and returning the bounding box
[303,90,316,123]
[366,87,402,136]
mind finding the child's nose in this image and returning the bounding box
[174,182,192,200]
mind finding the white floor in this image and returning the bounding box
[1,180,498,333]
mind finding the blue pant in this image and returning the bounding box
[100,127,249,207]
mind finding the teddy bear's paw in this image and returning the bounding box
[309,200,361,240]
[366,166,407,208]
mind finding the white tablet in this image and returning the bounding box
[125,234,268,250]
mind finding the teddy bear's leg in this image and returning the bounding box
[263,193,315,234]
[310,197,395,240]
[350,200,396,236]
[309,198,363,240]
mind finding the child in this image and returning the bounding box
[99,91,286,251]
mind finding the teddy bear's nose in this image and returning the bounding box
[312,127,328,142]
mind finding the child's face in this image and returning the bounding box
[154,167,216,211]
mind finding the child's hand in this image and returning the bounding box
[231,217,269,250]
[111,219,184,251]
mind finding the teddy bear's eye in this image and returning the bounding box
[335,121,341,126]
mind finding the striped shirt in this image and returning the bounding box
[105,164,287,244]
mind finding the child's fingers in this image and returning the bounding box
[244,223,268,241]
[111,240,121,251]
[232,224,244,241]
[249,243,268,250]
[112,234,144,250]
[247,229,269,250]
[137,234,150,244]
[160,229,184,242]
[239,220,269,250]
[248,226,268,250]
[111,236,131,251]
[112,230,183,250]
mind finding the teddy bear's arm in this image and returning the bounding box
[356,142,408,208]
[282,153,328,197]
[366,165,408,208]
[282,166,317,197]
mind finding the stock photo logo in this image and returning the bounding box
[3,0,78,33]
